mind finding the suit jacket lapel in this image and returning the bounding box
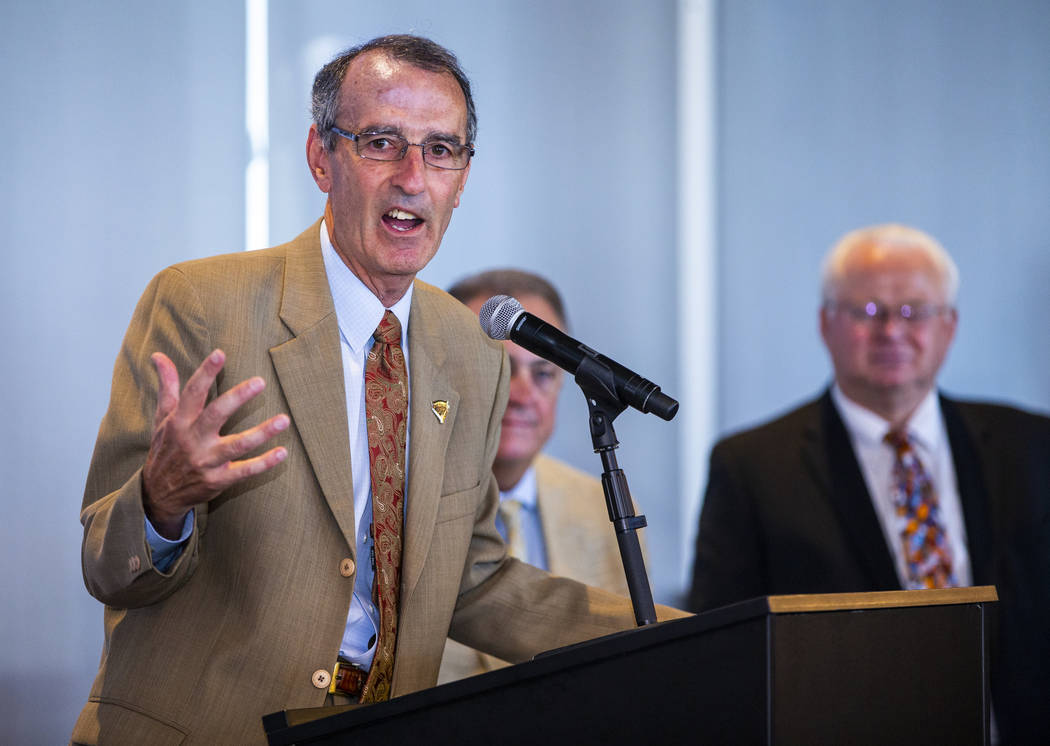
[813,390,901,590]
[401,286,459,600]
[941,396,994,586]
[269,220,357,548]
[535,460,567,574]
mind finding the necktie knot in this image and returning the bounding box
[499,498,523,519]
[883,429,913,456]
[498,499,528,561]
[374,310,402,346]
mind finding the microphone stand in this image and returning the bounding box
[575,356,658,627]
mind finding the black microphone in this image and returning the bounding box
[479,295,678,421]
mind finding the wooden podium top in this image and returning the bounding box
[766,584,998,613]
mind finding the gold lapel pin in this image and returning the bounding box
[431,400,449,424]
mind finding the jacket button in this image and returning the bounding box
[340,558,356,577]
[312,669,332,689]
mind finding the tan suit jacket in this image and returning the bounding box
[439,454,639,683]
[74,222,671,744]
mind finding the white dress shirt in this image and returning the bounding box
[831,385,972,587]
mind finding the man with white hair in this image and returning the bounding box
[688,224,1049,744]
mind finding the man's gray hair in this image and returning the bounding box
[820,224,960,305]
[311,34,477,152]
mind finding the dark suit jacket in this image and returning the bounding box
[688,390,1050,744]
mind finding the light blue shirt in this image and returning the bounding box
[496,466,549,571]
[146,513,194,571]
[146,221,413,670]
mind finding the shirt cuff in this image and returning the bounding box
[145,510,194,572]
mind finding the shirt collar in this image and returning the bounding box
[831,383,942,450]
[500,465,538,510]
[904,388,942,452]
[320,219,412,352]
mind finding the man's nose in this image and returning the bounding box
[872,313,908,336]
[508,369,536,401]
[391,145,427,194]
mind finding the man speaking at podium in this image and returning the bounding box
[74,35,681,744]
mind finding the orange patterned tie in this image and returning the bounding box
[359,310,407,702]
[884,430,956,590]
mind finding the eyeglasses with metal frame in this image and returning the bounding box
[330,127,474,170]
[825,300,953,324]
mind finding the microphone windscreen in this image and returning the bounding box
[478,295,523,340]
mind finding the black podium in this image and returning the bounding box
[264,586,996,745]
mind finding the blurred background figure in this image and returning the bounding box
[441,269,641,683]
[687,224,1049,744]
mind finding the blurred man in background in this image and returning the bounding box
[441,269,637,682]
[688,223,1049,743]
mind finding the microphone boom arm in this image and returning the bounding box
[576,355,658,627]
[479,293,668,625]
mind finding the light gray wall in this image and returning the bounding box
[717,0,1050,438]
[0,2,245,742]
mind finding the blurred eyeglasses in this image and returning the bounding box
[509,357,561,394]
[826,300,953,324]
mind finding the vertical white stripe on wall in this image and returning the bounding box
[677,0,717,591]
[245,0,269,250]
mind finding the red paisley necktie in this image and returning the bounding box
[359,310,407,702]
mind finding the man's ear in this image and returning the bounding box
[452,161,470,208]
[306,124,332,193]
[943,306,959,345]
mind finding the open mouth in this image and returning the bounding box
[382,208,424,232]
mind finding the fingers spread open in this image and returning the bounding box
[195,376,268,436]
[176,349,227,422]
[151,352,182,422]
[213,414,290,464]
[144,350,291,512]
[223,445,289,484]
